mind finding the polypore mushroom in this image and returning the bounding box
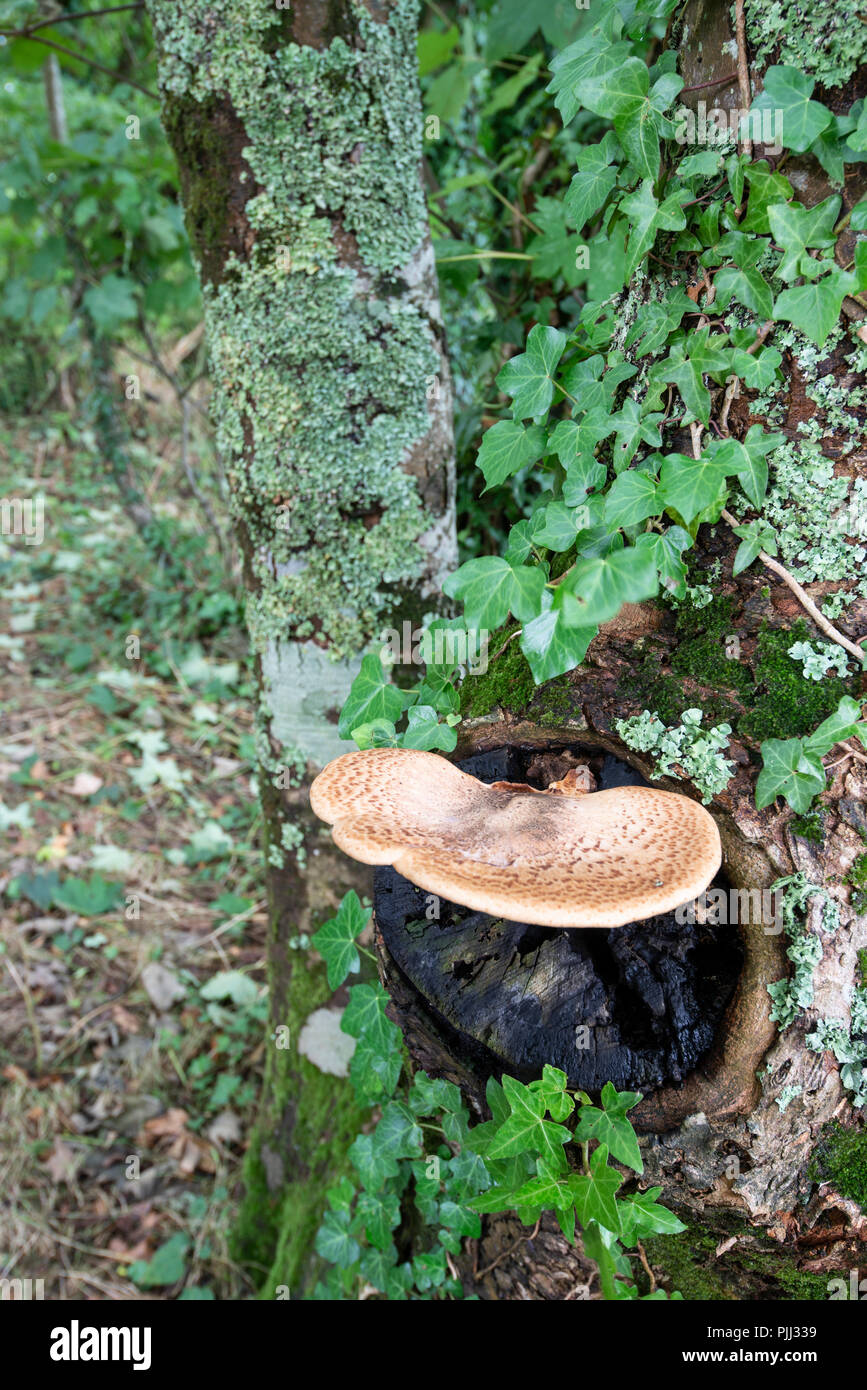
[310,748,721,929]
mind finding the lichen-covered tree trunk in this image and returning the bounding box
[146,0,456,1294]
[376,0,867,1298]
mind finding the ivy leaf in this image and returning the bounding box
[486,1073,573,1165]
[624,288,695,358]
[773,265,855,347]
[510,1156,574,1210]
[547,35,633,126]
[443,555,546,630]
[528,1063,575,1122]
[527,196,588,286]
[53,874,124,917]
[401,705,458,752]
[755,739,825,812]
[751,67,833,152]
[374,1101,423,1160]
[731,518,777,576]
[768,196,840,281]
[562,454,608,505]
[573,1085,643,1173]
[620,180,689,282]
[633,525,692,596]
[713,263,774,320]
[340,983,395,1053]
[658,452,730,524]
[519,600,597,684]
[407,1072,463,1115]
[604,469,660,528]
[804,696,867,757]
[731,345,782,391]
[619,1187,687,1242]
[315,1209,360,1269]
[658,329,731,424]
[311,890,370,989]
[559,546,659,627]
[739,162,794,234]
[710,424,786,509]
[569,1144,623,1235]
[609,397,663,472]
[339,654,409,740]
[348,1132,400,1191]
[497,324,567,419]
[533,500,586,552]
[477,421,547,491]
[354,1190,401,1250]
[565,164,618,231]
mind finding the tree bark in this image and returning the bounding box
[146,0,456,1294]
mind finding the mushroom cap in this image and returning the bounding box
[310,748,721,929]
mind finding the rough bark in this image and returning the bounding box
[146,0,456,1294]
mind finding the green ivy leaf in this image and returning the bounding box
[755,738,826,812]
[751,67,833,152]
[620,180,689,282]
[604,469,660,528]
[338,654,409,740]
[520,600,597,683]
[804,696,867,757]
[443,555,547,629]
[573,1083,644,1173]
[618,1187,687,1241]
[773,265,855,347]
[311,890,369,989]
[401,705,458,752]
[658,452,730,525]
[559,545,658,628]
[569,1144,623,1235]
[658,329,731,424]
[710,424,786,509]
[315,1209,360,1269]
[497,324,567,418]
[486,1073,573,1165]
[340,983,395,1053]
[348,1132,401,1191]
[767,196,840,280]
[477,421,547,491]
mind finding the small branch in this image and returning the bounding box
[721,508,867,666]
[7,33,158,100]
[475,1218,542,1279]
[680,71,739,95]
[488,627,522,662]
[0,4,144,34]
[734,0,752,159]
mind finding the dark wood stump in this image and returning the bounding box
[375,743,743,1103]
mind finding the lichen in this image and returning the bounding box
[744,0,867,90]
[149,0,441,678]
[614,707,735,803]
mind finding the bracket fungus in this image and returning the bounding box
[310,748,721,929]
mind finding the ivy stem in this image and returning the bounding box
[734,0,752,160]
[720,508,867,666]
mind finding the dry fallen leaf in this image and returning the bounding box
[69,771,103,798]
[43,1137,80,1185]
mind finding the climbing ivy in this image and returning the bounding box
[309,893,684,1301]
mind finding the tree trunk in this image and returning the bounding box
[374,0,867,1297]
[147,0,456,1294]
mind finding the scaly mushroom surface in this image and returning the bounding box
[310,748,721,929]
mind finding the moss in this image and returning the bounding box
[740,622,857,743]
[791,809,827,845]
[809,1121,867,1211]
[460,629,536,718]
[645,1221,833,1300]
[847,851,867,913]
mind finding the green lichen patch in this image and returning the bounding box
[745,0,867,92]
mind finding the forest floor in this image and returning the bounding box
[0,413,269,1300]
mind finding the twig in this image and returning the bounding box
[734,0,752,159]
[636,1240,656,1292]
[475,1218,542,1278]
[0,4,144,34]
[680,72,739,95]
[8,33,158,100]
[721,508,867,665]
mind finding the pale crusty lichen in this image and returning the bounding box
[148,0,441,671]
[744,0,867,90]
